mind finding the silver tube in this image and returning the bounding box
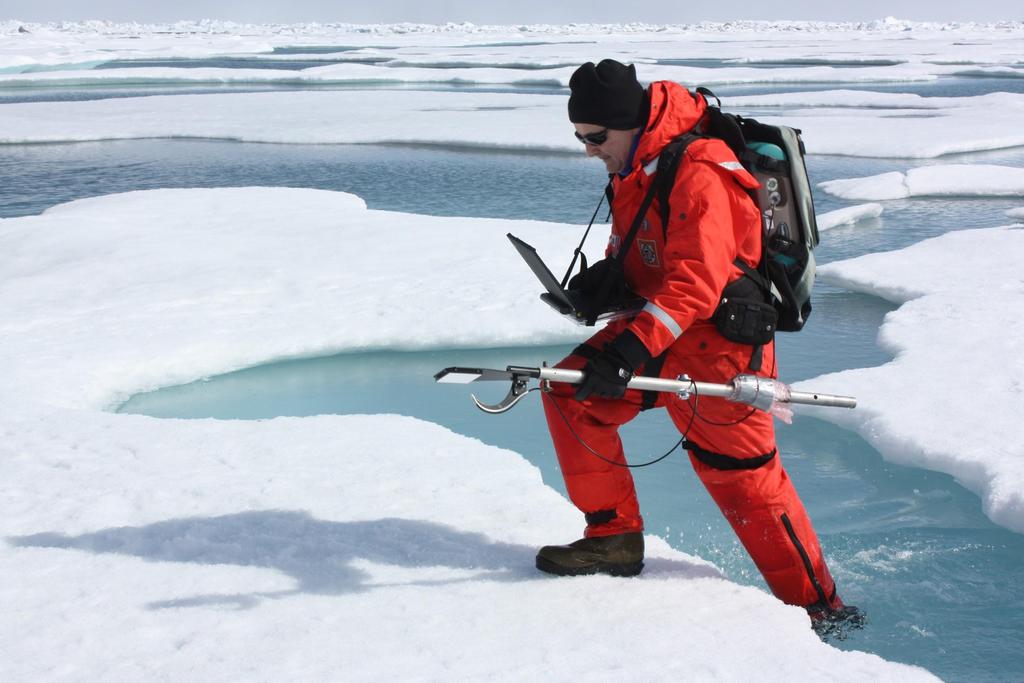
[536,367,855,409]
[786,389,857,409]
[627,376,734,398]
[537,368,732,399]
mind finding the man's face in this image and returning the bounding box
[573,123,636,174]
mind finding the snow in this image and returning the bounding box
[1,19,1024,160]
[770,96,1024,158]
[0,189,591,409]
[0,60,970,88]
[0,90,573,150]
[3,18,1023,74]
[819,165,1024,200]
[0,187,936,680]
[4,88,1024,159]
[730,89,1008,110]
[10,18,1022,678]
[0,63,575,87]
[808,224,1024,535]
[3,18,1021,92]
[817,203,885,231]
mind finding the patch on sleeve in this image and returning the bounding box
[637,239,660,267]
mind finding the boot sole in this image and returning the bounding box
[535,555,644,577]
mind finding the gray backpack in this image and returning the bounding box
[656,89,819,333]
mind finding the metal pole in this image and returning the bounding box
[536,367,856,409]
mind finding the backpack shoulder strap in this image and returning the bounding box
[655,134,700,239]
[588,134,702,325]
[697,106,746,158]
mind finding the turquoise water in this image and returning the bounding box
[117,344,1024,682]
[5,54,1024,682]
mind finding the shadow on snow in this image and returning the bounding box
[10,509,720,610]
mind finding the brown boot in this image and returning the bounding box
[535,532,644,577]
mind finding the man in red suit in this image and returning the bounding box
[537,60,858,628]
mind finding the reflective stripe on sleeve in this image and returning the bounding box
[718,161,744,171]
[642,301,683,339]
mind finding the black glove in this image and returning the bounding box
[575,330,652,401]
[568,258,629,326]
[568,258,614,294]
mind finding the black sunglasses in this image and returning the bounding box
[574,128,609,146]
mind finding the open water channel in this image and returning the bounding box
[4,64,1024,681]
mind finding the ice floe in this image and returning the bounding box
[3,88,1024,159]
[0,90,575,150]
[3,19,1023,70]
[0,188,596,409]
[819,165,1024,200]
[767,94,1024,158]
[0,60,963,88]
[809,224,1024,535]
[3,18,1024,93]
[817,203,885,231]
[0,63,574,87]
[0,187,937,680]
[3,20,1024,158]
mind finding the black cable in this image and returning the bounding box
[560,181,612,289]
[544,379,698,469]
[544,340,780,466]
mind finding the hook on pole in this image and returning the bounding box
[471,376,532,414]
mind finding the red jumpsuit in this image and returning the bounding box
[543,81,843,610]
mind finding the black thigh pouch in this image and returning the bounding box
[711,276,777,346]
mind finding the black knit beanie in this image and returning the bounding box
[568,59,647,130]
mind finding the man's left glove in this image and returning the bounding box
[574,330,652,401]
[568,258,615,294]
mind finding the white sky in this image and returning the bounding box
[1,1,1021,24]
